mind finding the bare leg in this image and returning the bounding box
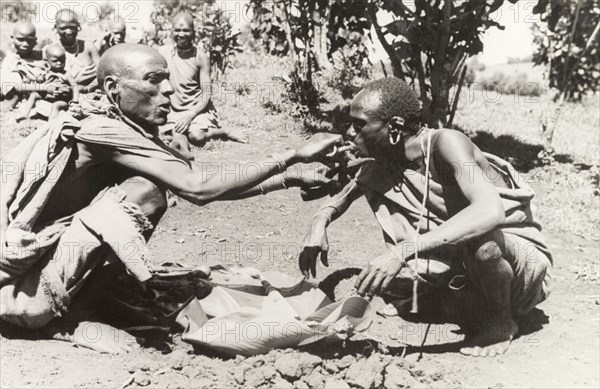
[48,101,68,120]
[189,127,248,145]
[169,133,195,160]
[45,177,167,353]
[460,230,518,357]
[15,92,39,122]
[1,93,19,112]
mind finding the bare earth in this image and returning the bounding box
[1,118,598,388]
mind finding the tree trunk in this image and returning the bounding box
[427,0,453,127]
[368,4,404,78]
[276,0,298,72]
[313,0,332,70]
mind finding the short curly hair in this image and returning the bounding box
[362,77,422,133]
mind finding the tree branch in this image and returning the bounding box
[368,2,403,78]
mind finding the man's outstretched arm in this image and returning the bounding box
[108,133,343,206]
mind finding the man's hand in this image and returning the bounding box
[295,133,343,163]
[44,83,62,99]
[173,114,195,134]
[68,101,84,118]
[299,218,329,279]
[45,83,71,100]
[355,248,406,297]
[285,166,341,191]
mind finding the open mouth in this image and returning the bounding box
[325,141,373,168]
[341,141,374,168]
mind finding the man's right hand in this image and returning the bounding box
[299,218,330,279]
[45,83,70,99]
[295,133,343,163]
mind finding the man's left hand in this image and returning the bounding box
[285,167,340,191]
[174,114,195,134]
[355,247,406,297]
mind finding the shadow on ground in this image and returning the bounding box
[453,124,574,171]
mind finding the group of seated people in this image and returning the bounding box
[0,9,552,359]
[1,10,245,159]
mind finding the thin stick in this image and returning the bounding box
[417,323,432,362]
[381,60,388,78]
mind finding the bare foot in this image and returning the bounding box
[460,317,518,357]
[225,129,249,144]
[47,320,138,354]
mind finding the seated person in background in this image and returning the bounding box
[52,9,100,94]
[299,78,553,358]
[158,12,247,160]
[95,18,127,56]
[0,22,62,112]
[16,44,80,122]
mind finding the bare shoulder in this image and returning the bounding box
[433,129,476,151]
[431,128,479,164]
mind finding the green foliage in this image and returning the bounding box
[324,50,371,100]
[250,0,550,126]
[369,0,537,127]
[532,0,600,101]
[248,0,288,56]
[149,0,242,78]
[248,0,372,114]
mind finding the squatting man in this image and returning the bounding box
[300,78,552,358]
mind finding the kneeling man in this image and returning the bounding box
[1,44,341,353]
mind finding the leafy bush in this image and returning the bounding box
[248,0,372,115]
[532,0,600,101]
[322,41,371,100]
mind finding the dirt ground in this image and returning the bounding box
[0,115,598,389]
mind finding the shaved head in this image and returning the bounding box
[172,12,195,50]
[12,21,37,55]
[55,8,79,25]
[55,8,80,44]
[13,21,36,36]
[97,43,166,89]
[97,44,173,129]
[172,12,194,28]
[45,43,65,58]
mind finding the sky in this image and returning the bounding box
[17,0,537,65]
